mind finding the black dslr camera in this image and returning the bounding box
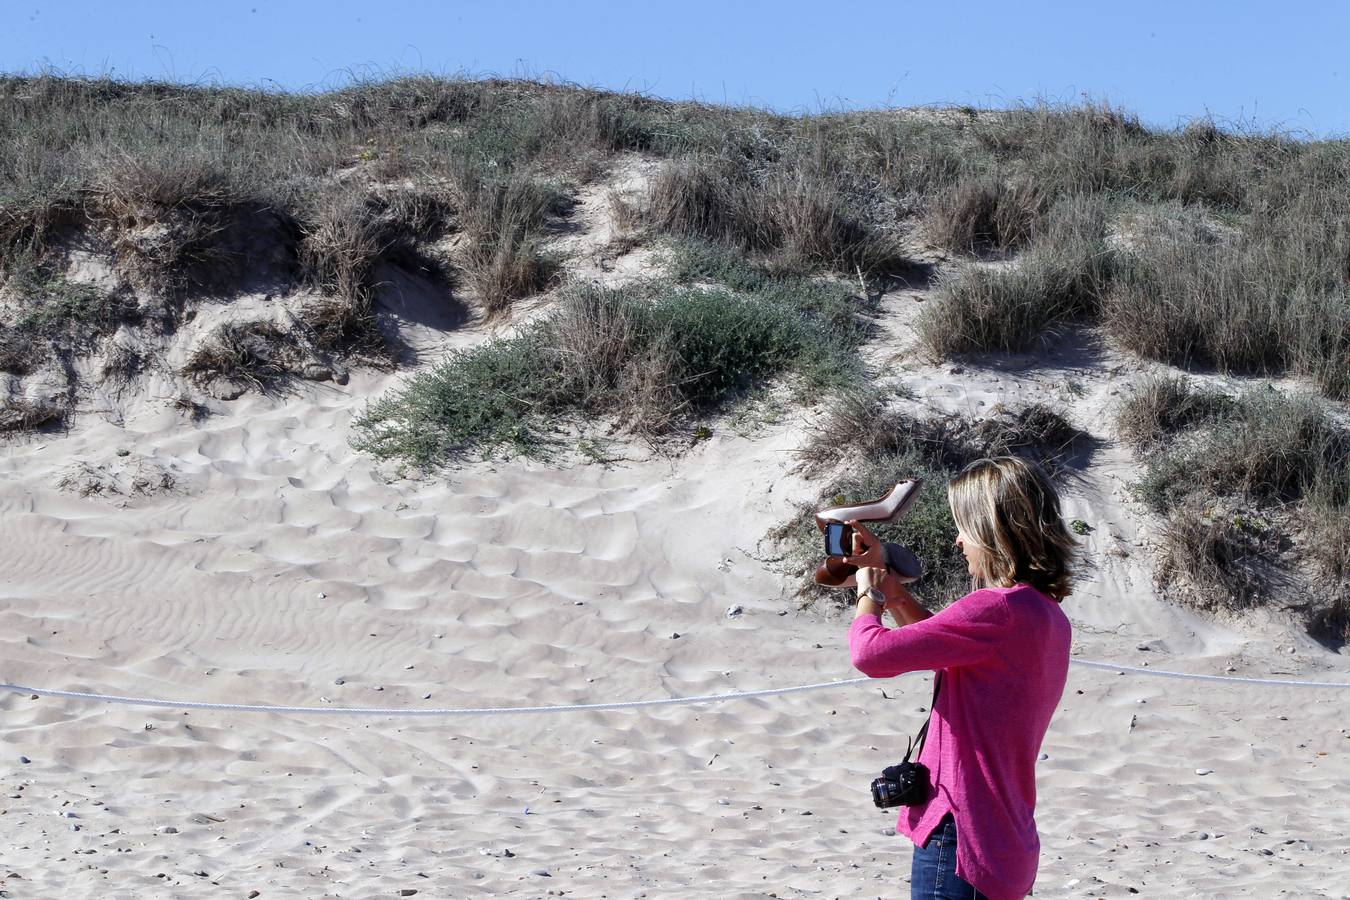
[874,755,928,804]
[869,673,941,809]
[870,758,931,808]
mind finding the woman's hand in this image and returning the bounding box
[845,519,886,570]
[856,565,887,595]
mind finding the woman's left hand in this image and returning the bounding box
[856,565,887,596]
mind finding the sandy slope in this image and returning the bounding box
[3,177,1350,899]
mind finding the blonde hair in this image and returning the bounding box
[946,456,1077,601]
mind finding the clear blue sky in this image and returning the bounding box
[6,0,1349,137]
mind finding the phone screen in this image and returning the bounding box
[824,522,852,557]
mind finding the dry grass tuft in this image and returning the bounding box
[1156,508,1272,612]
[1114,373,1231,454]
[644,156,909,276]
[1120,381,1350,638]
[88,151,254,295]
[606,187,644,234]
[297,192,384,351]
[924,174,1047,254]
[1103,197,1350,399]
[294,184,454,354]
[917,194,1112,356]
[455,170,565,317]
[0,396,66,433]
[798,391,1087,480]
[0,327,40,374]
[57,455,178,498]
[169,393,211,421]
[181,320,304,391]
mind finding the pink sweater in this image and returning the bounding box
[849,584,1071,900]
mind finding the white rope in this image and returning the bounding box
[1067,658,1350,689]
[2,658,1348,717]
[0,676,874,716]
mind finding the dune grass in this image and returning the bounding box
[924,174,1048,255]
[917,194,1113,354]
[3,75,1347,397]
[644,155,912,277]
[1103,198,1350,400]
[1113,372,1232,454]
[1117,376,1350,637]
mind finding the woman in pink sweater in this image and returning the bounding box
[846,456,1076,900]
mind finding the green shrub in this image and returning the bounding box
[351,276,867,466]
[662,238,773,292]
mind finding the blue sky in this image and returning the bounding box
[6,0,1348,137]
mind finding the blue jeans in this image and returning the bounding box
[910,814,985,899]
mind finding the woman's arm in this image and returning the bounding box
[852,567,932,626]
[883,581,933,626]
[849,588,1010,678]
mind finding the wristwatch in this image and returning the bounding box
[862,586,886,606]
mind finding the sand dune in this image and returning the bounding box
[3,186,1350,899]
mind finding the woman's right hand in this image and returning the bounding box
[845,519,886,570]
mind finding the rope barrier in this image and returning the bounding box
[0,676,873,716]
[2,657,1348,717]
[1067,658,1350,689]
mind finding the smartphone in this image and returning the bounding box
[824,522,854,557]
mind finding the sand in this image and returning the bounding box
[3,179,1350,899]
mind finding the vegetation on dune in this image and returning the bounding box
[3,74,1347,399]
[1117,375,1350,638]
[917,193,1114,355]
[643,154,913,277]
[0,260,136,376]
[351,261,869,465]
[1102,200,1350,400]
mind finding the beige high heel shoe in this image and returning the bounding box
[813,480,924,589]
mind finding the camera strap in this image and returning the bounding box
[902,670,943,764]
